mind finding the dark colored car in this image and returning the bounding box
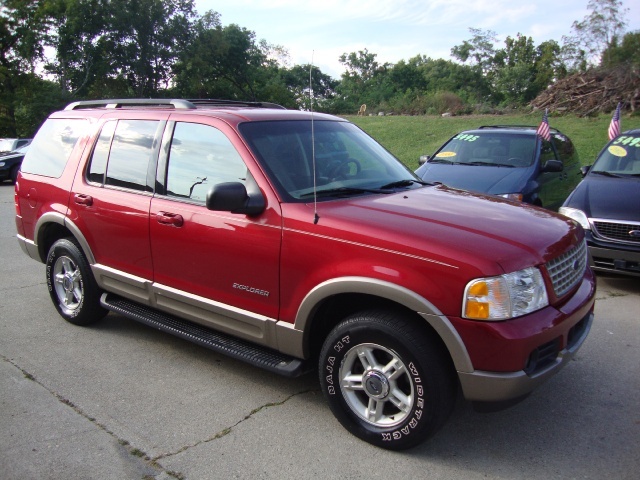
[560,129,640,277]
[415,126,581,211]
[15,99,594,450]
[0,138,32,152]
[0,144,30,184]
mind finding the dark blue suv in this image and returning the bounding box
[415,125,581,211]
[560,129,640,277]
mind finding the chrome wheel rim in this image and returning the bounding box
[53,255,83,311]
[339,343,414,427]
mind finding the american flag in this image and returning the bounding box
[536,109,551,142]
[608,103,621,140]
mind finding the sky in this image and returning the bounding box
[193,0,640,79]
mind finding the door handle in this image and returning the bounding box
[74,193,93,206]
[156,211,184,227]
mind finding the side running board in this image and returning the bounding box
[100,293,308,378]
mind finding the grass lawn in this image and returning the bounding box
[347,112,640,170]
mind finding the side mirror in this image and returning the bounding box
[542,159,563,173]
[206,182,265,216]
[418,155,430,166]
[580,165,591,177]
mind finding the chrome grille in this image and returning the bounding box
[592,219,640,244]
[545,240,587,297]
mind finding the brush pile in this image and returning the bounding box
[530,64,640,116]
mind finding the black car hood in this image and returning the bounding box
[566,174,640,221]
[416,163,530,195]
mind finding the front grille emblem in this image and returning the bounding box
[630,230,640,238]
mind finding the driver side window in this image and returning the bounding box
[166,122,247,203]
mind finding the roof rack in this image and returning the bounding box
[478,125,560,133]
[187,99,286,110]
[64,98,286,111]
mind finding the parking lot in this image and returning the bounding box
[1,181,638,480]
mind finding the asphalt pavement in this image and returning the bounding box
[1,181,639,479]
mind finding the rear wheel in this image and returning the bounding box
[46,238,107,326]
[319,310,456,450]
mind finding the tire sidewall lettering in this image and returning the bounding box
[381,361,424,443]
[321,326,427,445]
[324,334,350,396]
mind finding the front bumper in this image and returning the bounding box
[589,244,640,277]
[453,271,595,403]
[458,310,593,402]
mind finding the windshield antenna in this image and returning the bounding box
[310,52,320,224]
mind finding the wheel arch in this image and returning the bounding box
[296,277,474,373]
[34,213,96,265]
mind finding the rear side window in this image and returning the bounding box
[21,119,89,177]
[87,120,116,184]
[87,119,160,192]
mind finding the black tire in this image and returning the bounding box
[319,310,456,450]
[46,238,107,326]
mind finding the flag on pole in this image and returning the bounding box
[608,103,621,140]
[536,109,551,142]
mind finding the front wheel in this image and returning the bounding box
[46,238,107,326]
[319,310,456,450]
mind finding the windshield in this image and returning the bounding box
[430,132,537,167]
[239,120,421,201]
[591,133,640,176]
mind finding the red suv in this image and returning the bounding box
[15,99,595,450]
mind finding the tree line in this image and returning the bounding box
[1,0,637,137]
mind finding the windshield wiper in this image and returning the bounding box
[379,179,430,189]
[591,170,622,177]
[299,187,389,198]
[428,158,455,164]
[466,161,496,166]
[491,163,515,168]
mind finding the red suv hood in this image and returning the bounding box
[293,184,582,278]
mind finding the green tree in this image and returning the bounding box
[533,40,567,88]
[45,0,111,96]
[451,28,498,75]
[562,0,629,70]
[282,64,338,110]
[336,49,390,111]
[492,34,540,105]
[0,0,53,136]
[388,56,427,93]
[173,13,289,102]
[601,30,640,67]
[110,0,195,96]
[47,0,196,98]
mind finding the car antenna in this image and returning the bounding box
[310,52,320,225]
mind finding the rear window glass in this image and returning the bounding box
[21,119,89,177]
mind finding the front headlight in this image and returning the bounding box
[0,161,5,167]
[558,207,590,230]
[463,267,549,320]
